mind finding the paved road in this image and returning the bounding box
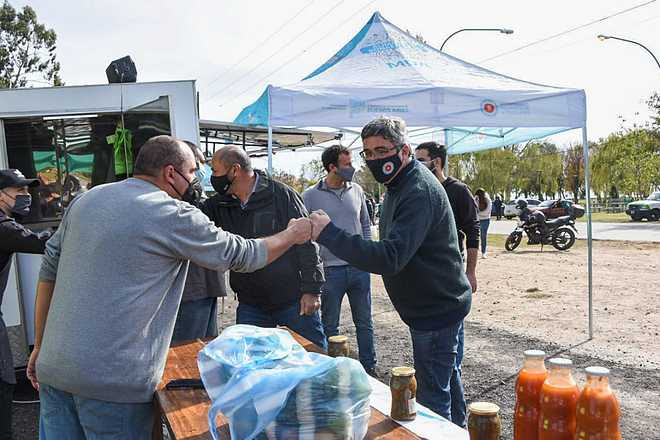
[488,219,660,242]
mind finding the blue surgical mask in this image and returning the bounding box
[195,163,213,192]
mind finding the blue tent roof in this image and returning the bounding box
[234,12,585,154]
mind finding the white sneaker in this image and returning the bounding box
[481,252,488,259]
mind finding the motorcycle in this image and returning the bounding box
[505,211,577,251]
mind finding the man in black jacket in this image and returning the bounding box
[415,141,479,428]
[203,146,327,350]
[309,117,471,426]
[0,169,52,440]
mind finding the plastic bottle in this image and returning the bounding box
[538,358,580,440]
[514,350,548,440]
[575,366,621,440]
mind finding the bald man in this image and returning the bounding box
[203,146,327,350]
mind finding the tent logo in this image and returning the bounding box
[382,161,395,175]
[481,100,497,116]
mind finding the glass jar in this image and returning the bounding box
[327,335,349,357]
[538,358,580,440]
[576,366,621,440]
[514,350,548,440]
[468,402,501,440]
[389,366,417,421]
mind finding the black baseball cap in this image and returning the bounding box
[0,169,40,190]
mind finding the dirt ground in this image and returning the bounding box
[12,239,660,439]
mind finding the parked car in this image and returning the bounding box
[503,198,541,219]
[531,199,585,219]
[626,191,660,221]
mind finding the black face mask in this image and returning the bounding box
[366,150,403,184]
[210,171,234,195]
[1,191,32,216]
[172,168,197,205]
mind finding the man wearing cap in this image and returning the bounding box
[0,169,52,440]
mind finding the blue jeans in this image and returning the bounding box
[409,320,464,426]
[236,301,327,351]
[321,266,376,370]
[480,219,490,254]
[39,384,153,440]
[171,297,218,344]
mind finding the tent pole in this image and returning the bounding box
[267,124,273,173]
[582,126,593,340]
[443,129,449,175]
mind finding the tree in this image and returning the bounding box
[562,144,584,202]
[272,169,304,193]
[0,1,62,88]
[647,92,660,131]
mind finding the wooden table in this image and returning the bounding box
[154,329,452,439]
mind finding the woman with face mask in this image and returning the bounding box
[0,169,53,440]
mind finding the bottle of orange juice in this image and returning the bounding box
[514,350,548,440]
[538,358,580,440]
[575,366,621,440]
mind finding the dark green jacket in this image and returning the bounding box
[318,160,471,330]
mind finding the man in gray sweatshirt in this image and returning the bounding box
[26,135,312,440]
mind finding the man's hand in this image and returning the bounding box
[27,347,40,390]
[466,270,478,293]
[310,210,331,240]
[300,293,321,316]
[287,217,312,244]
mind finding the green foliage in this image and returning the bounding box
[0,1,62,88]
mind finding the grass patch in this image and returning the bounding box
[576,211,632,223]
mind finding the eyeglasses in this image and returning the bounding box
[359,145,400,160]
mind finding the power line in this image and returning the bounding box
[216,0,379,109]
[203,0,346,103]
[479,0,657,64]
[202,1,317,91]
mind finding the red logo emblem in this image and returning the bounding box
[481,100,497,116]
[382,162,395,175]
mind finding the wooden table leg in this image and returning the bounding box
[152,401,164,440]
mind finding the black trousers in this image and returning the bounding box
[0,380,13,440]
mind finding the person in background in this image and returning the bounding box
[493,195,503,221]
[414,141,478,427]
[203,146,327,350]
[0,169,52,440]
[27,136,311,440]
[309,117,471,426]
[365,194,375,225]
[474,188,492,258]
[302,145,377,376]
[171,142,226,344]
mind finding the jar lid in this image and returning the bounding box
[328,335,348,343]
[548,357,573,367]
[585,366,610,377]
[391,366,415,377]
[524,349,546,358]
[468,402,500,416]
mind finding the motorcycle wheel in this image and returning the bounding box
[505,232,522,251]
[552,228,576,251]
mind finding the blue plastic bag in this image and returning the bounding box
[198,325,372,440]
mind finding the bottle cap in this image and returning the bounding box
[391,366,415,377]
[548,357,573,367]
[328,335,348,343]
[524,350,546,358]
[468,402,500,416]
[585,366,610,377]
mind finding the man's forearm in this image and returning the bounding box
[263,228,299,264]
[33,280,55,349]
[466,248,478,274]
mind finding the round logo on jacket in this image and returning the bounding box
[481,100,497,116]
[382,161,395,175]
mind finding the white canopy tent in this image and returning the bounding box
[234,12,594,338]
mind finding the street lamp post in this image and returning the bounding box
[440,28,514,52]
[597,34,660,69]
